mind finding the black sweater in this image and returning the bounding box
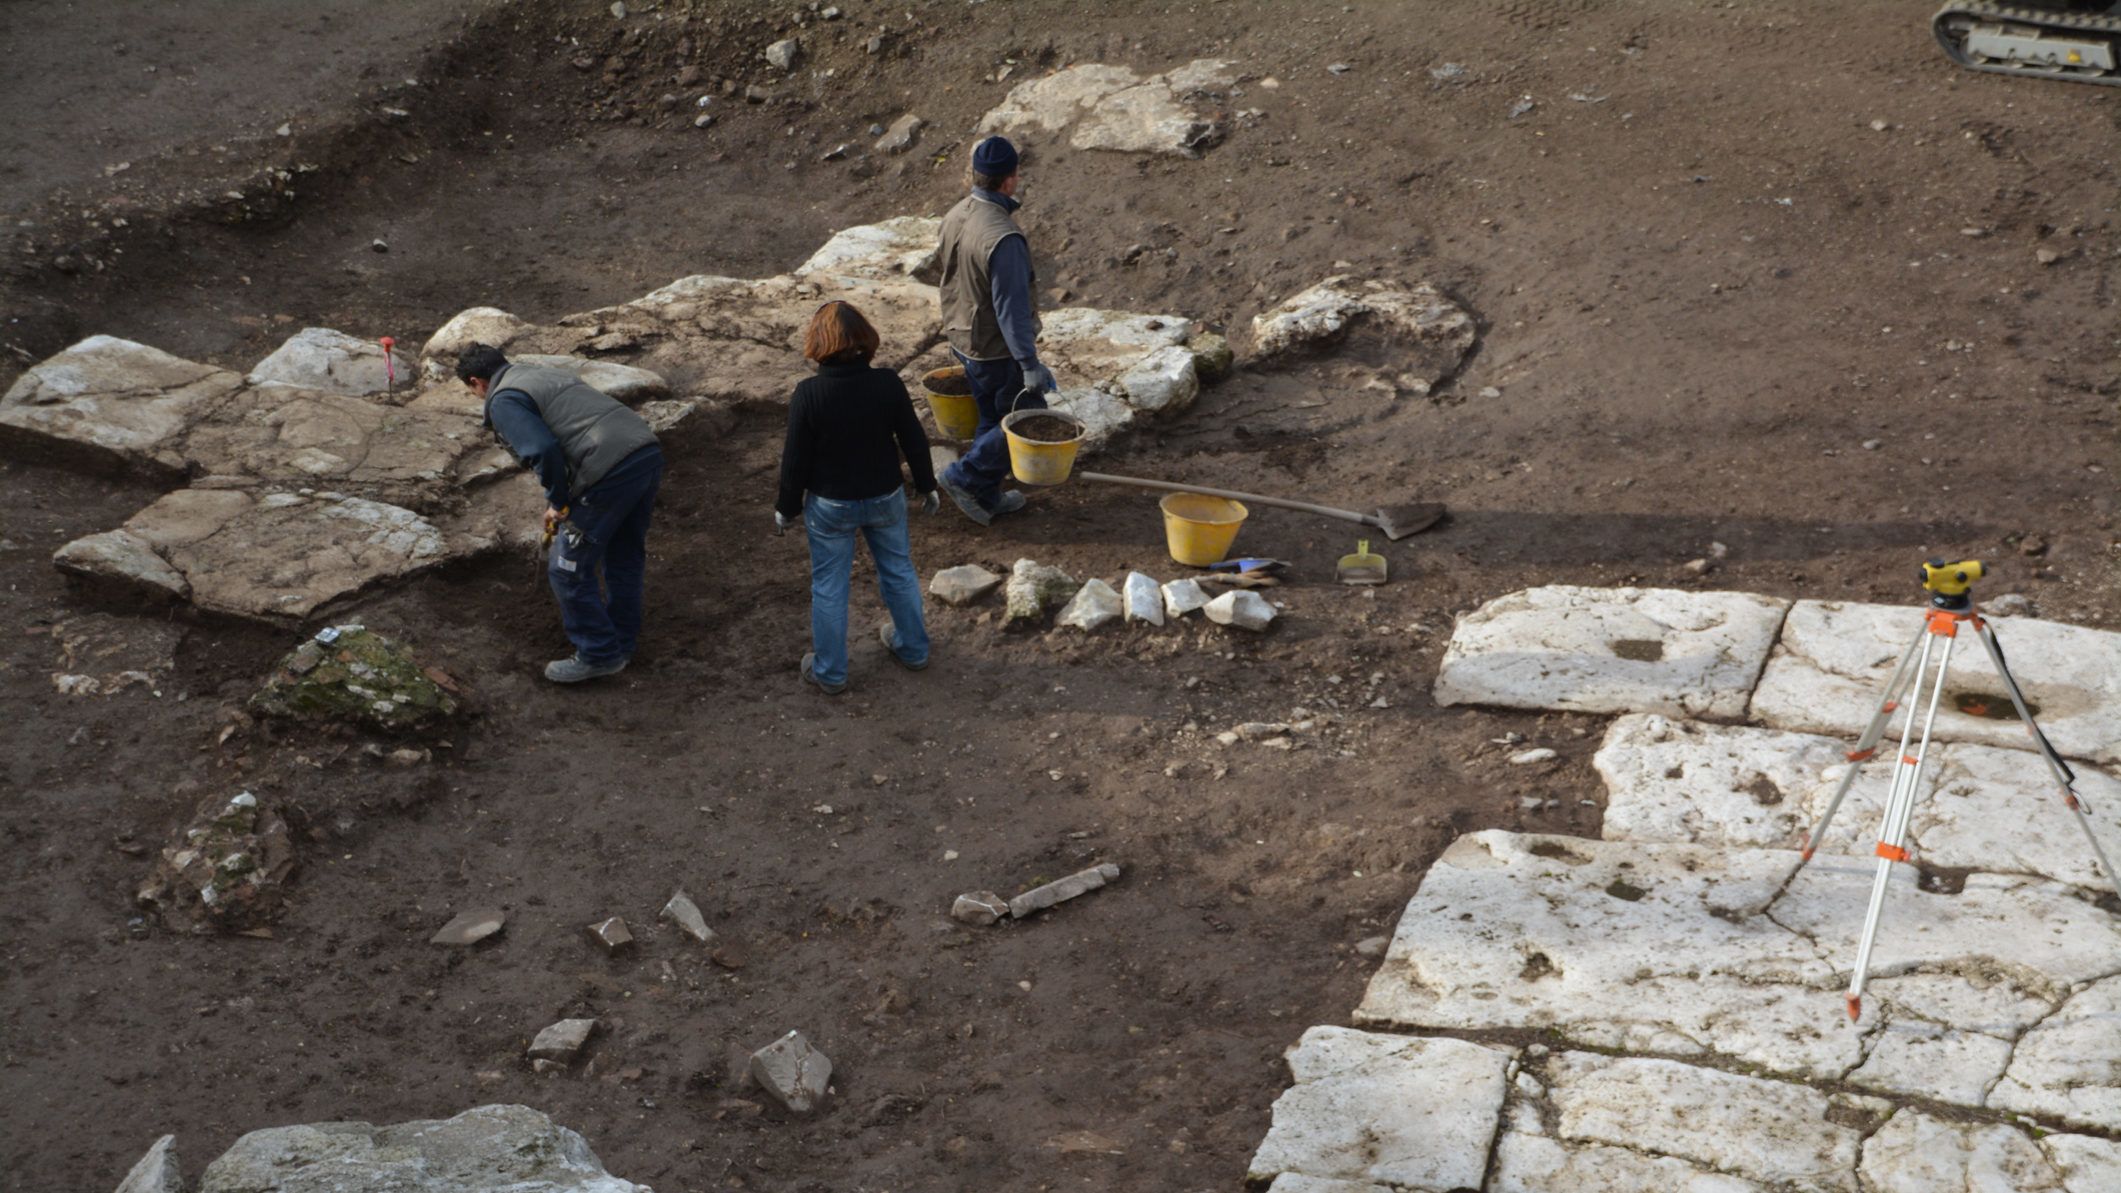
[776,360,937,517]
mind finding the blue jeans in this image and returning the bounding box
[804,487,929,686]
[549,446,663,664]
[940,351,1046,506]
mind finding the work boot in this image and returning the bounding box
[545,654,628,683]
[937,474,993,526]
[879,623,928,671]
[990,490,1027,517]
[800,652,847,695]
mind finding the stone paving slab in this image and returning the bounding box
[248,327,415,397]
[1246,1026,1512,1192]
[1354,831,2121,1119]
[0,335,244,474]
[978,60,1237,158]
[1859,1107,2121,1193]
[1750,599,2121,764]
[55,482,535,622]
[1434,586,1789,720]
[1596,714,2121,894]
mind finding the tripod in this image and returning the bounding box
[1794,560,2119,1022]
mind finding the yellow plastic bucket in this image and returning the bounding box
[921,367,979,441]
[1001,409,1085,486]
[1160,492,1249,566]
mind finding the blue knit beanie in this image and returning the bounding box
[972,135,1019,177]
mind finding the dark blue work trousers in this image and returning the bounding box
[549,445,664,664]
[940,351,1046,506]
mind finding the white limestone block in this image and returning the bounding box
[1250,276,1475,371]
[1858,1109,2075,1193]
[1493,1130,1767,1192]
[1434,586,1789,719]
[1247,1026,1511,1191]
[1123,571,1164,625]
[1750,599,2121,763]
[0,336,244,470]
[1162,577,1210,618]
[1845,1018,2015,1106]
[794,216,942,282]
[1989,973,2121,1132]
[248,327,415,396]
[2043,1134,2121,1191]
[1594,714,2121,894]
[1205,589,1276,631]
[419,306,534,363]
[1055,578,1122,631]
[1546,1053,1883,1191]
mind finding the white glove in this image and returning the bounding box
[774,509,799,536]
[921,489,942,516]
[1021,362,1057,393]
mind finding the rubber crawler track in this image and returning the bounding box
[1934,2,2121,86]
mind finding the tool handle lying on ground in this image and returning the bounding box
[1077,472,1441,540]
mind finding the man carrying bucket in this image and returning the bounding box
[933,135,1058,526]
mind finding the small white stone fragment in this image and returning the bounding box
[1162,577,1211,618]
[1508,747,1557,765]
[951,891,1009,926]
[660,890,717,945]
[1056,578,1123,630]
[929,564,1001,606]
[749,1030,832,1114]
[527,1018,597,1063]
[1123,571,1165,625]
[1205,589,1276,631]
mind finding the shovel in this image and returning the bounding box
[1077,472,1445,541]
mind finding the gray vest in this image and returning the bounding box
[938,192,1036,361]
[485,364,658,496]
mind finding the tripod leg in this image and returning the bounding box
[1800,623,1927,863]
[1847,633,1954,1021]
[1973,623,2121,896]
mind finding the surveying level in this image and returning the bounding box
[1795,559,2117,1022]
[1920,558,1985,609]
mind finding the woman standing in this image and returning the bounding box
[775,301,941,695]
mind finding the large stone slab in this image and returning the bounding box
[55,484,533,622]
[1356,830,2121,1111]
[1858,1108,2119,1193]
[249,327,415,397]
[1751,599,2121,764]
[1433,586,1790,719]
[0,335,244,474]
[795,214,941,282]
[1989,973,2121,1132]
[1595,714,2121,893]
[979,60,1237,158]
[1541,1053,1882,1192]
[1250,276,1477,378]
[196,1104,647,1193]
[1247,1026,1512,1192]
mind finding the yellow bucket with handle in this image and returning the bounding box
[1001,409,1086,486]
[1160,493,1250,566]
[921,367,980,441]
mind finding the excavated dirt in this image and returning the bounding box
[1006,414,1086,444]
[3,1,2119,1190]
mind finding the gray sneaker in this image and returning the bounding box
[990,490,1027,517]
[938,474,993,526]
[545,654,628,683]
[879,622,929,671]
[800,652,848,695]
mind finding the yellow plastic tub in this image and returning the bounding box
[1001,409,1085,486]
[1160,492,1249,566]
[921,367,979,441]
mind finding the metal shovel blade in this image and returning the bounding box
[1372,502,1446,541]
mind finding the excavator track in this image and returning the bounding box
[1934,2,2121,86]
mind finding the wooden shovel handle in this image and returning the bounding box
[1076,471,1374,527]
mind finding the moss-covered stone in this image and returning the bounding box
[250,626,463,733]
[1188,330,1235,384]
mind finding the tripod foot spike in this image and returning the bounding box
[1846,994,1862,1022]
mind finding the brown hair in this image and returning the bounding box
[802,300,881,365]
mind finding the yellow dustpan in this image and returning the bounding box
[1337,540,1387,586]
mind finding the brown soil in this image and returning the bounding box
[4,1,2119,1190]
[1006,414,1085,444]
[923,368,973,397]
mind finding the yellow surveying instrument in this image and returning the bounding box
[1794,559,2118,1022]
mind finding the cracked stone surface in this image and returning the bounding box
[1247,1026,1512,1191]
[1858,1107,2121,1193]
[1250,276,1478,379]
[794,214,941,281]
[195,1103,647,1193]
[1433,586,1790,719]
[978,60,1237,157]
[1750,599,2121,764]
[54,483,536,622]
[1354,830,2121,1116]
[1988,973,2121,1131]
[1595,714,2121,894]
[0,335,245,474]
[1545,1053,1885,1191]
